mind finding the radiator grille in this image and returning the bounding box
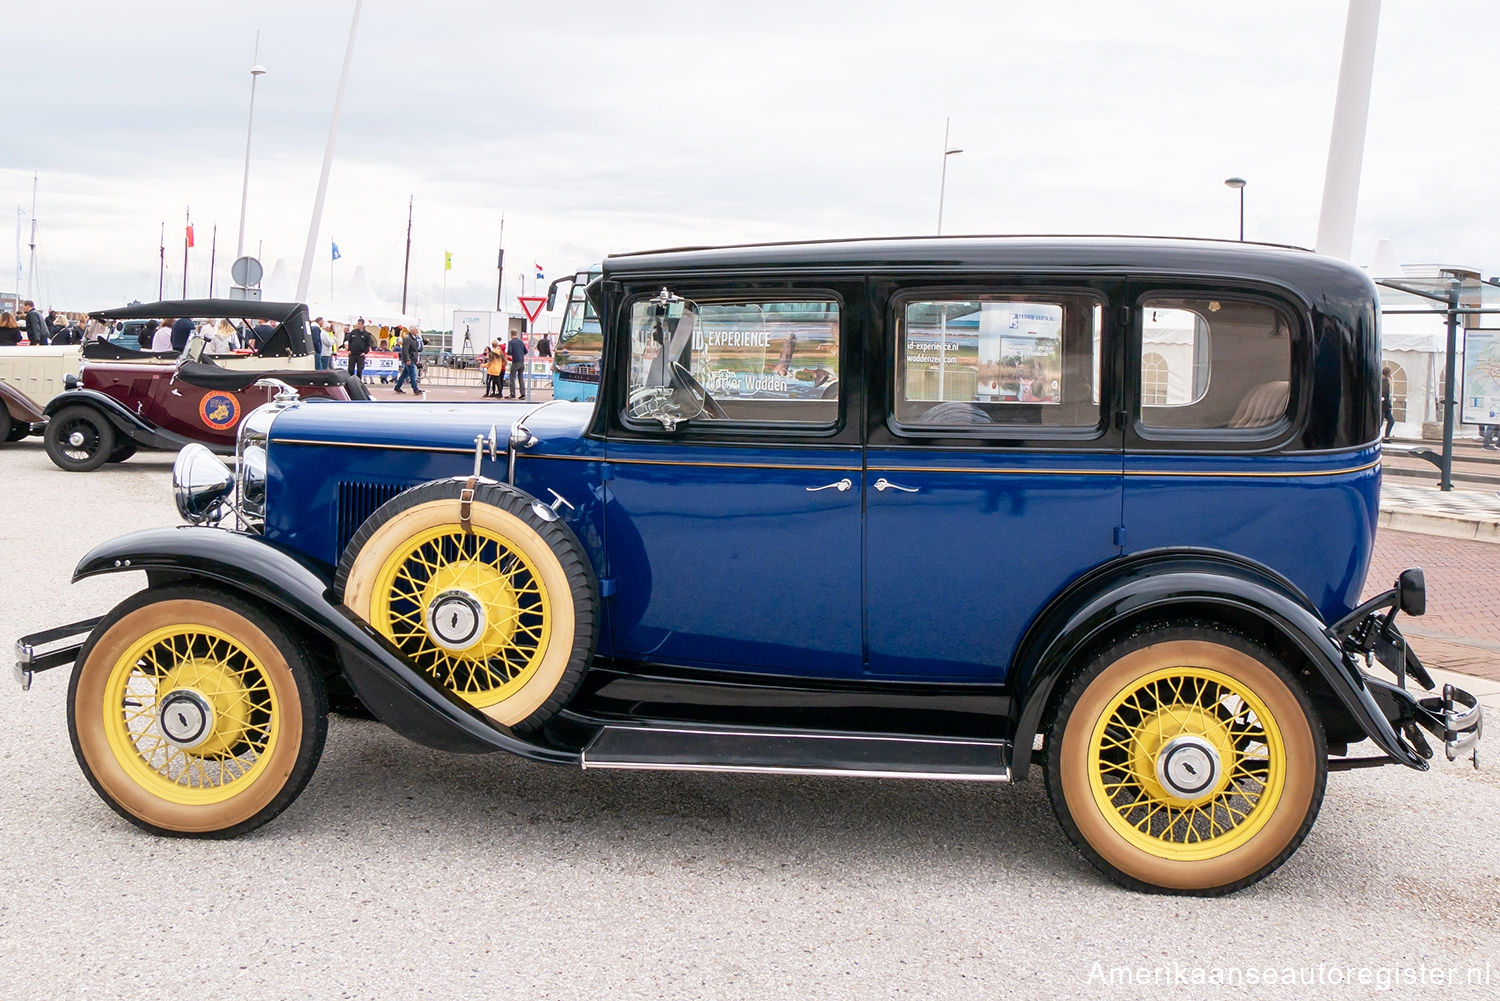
[335,480,408,555]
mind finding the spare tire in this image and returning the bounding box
[336,478,598,734]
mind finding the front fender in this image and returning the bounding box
[1008,551,1424,780]
[74,526,579,763]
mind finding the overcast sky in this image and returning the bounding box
[3,1,1495,327]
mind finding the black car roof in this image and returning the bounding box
[89,299,306,322]
[601,235,1370,297]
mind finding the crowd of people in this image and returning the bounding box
[0,300,101,345]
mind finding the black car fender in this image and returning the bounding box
[1007,548,1424,780]
[44,388,232,454]
[72,525,580,764]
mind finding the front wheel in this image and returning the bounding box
[1045,622,1326,895]
[45,405,115,471]
[68,586,328,837]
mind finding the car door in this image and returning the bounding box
[863,278,1126,681]
[603,280,866,679]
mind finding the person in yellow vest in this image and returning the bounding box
[483,338,507,398]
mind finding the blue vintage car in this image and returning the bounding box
[16,237,1481,895]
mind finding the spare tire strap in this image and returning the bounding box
[459,476,478,534]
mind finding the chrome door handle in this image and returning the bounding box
[806,478,853,493]
[873,477,919,493]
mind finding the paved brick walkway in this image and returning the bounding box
[1365,528,1500,682]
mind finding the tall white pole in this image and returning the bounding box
[236,33,266,261]
[26,173,37,300]
[1315,0,1381,260]
[296,0,364,304]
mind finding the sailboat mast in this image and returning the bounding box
[158,221,165,300]
[401,195,412,312]
[495,213,505,311]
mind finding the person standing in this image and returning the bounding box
[507,330,528,399]
[347,318,371,381]
[21,301,48,345]
[535,332,552,360]
[0,311,20,345]
[484,338,506,397]
[310,316,329,371]
[169,315,195,352]
[393,327,424,396]
[151,318,175,351]
[1380,366,1395,442]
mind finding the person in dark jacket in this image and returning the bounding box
[22,301,48,345]
[506,332,528,399]
[170,316,196,352]
[346,318,371,380]
[0,311,20,346]
[392,327,424,396]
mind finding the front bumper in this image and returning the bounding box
[14,617,100,691]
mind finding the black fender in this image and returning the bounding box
[73,526,580,764]
[1007,548,1424,781]
[44,389,229,454]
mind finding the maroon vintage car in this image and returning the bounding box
[42,299,369,472]
[0,379,46,444]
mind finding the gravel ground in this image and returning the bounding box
[1,438,1497,1001]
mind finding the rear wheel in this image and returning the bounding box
[1045,622,1326,895]
[45,405,115,471]
[68,587,328,837]
[1,408,21,442]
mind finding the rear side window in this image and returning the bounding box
[895,295,1103,430]
[1138,296,1292,430]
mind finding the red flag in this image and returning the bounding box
[185,225,195,249]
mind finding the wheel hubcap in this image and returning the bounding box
[1156,734,1221,800]
[68,429,86,447]
[425,589,487,651]
[158,689,215,749]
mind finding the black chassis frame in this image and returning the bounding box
[15,525,1476,778]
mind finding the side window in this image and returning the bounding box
[625,295,840,427]
[1139,296,1292,431]
[894,295,1103,430]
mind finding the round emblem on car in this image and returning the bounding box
[1155,735,1222,800]
[199,392,240,430]
[158,690,215,749]
[425,590,487,651]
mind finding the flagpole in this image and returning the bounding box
[441,250,448,338]
[182,206,190,298]
[158,221,165,300]
[208,224,217,298]
[401,195,412,313]
[495,213,505,311]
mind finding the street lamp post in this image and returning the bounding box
[236,34,267,261]
[936,117,964,235]
[1224,176,1246,241]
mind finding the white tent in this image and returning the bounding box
[314,266,416,327]
[262,258,294,302]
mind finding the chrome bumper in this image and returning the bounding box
[13,617,101,691]
[1420,684,1482,767]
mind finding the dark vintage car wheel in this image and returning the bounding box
[44,405,115,471]
[1045,622,1326,895]
[337,479,598,734]
[68,586,328,837]
[1,408,25,442]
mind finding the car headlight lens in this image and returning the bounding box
[172,443,234,524]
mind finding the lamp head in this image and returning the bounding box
[1224,176,1246,189]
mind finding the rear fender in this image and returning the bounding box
[74,526,578,763]
[1008,550,1423,780]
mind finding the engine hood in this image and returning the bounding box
[267,400,596,458]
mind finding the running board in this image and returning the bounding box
[581,725,1011,781]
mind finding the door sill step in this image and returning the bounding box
[581,725,1010,781]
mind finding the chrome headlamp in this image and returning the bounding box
[234,379,301,531]
[172,443,234,524]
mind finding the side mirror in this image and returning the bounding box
[545,281,559,312]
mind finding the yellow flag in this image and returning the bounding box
[444,251,453,271]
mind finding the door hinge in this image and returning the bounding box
[1113,525,1127,548]
[599,577,617,597]
[600,461,615,482]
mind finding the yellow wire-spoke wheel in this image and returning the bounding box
[1048,628,1325,895]
[1088,666,1285,860]
[339,480,598,732]
[101,624,279,804]
[69,589,327,837]
[368,524,553,705]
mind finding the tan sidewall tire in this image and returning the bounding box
[1056,639,1320,893]
[72,599,306,835]
[342,497,577,728]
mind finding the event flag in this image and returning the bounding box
[445,251,453,271]
[185,225,195,249]
[535,262,544,280]
[332,242,342,261]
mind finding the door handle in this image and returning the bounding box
[873,477,919,493]
[806,478,853,493]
